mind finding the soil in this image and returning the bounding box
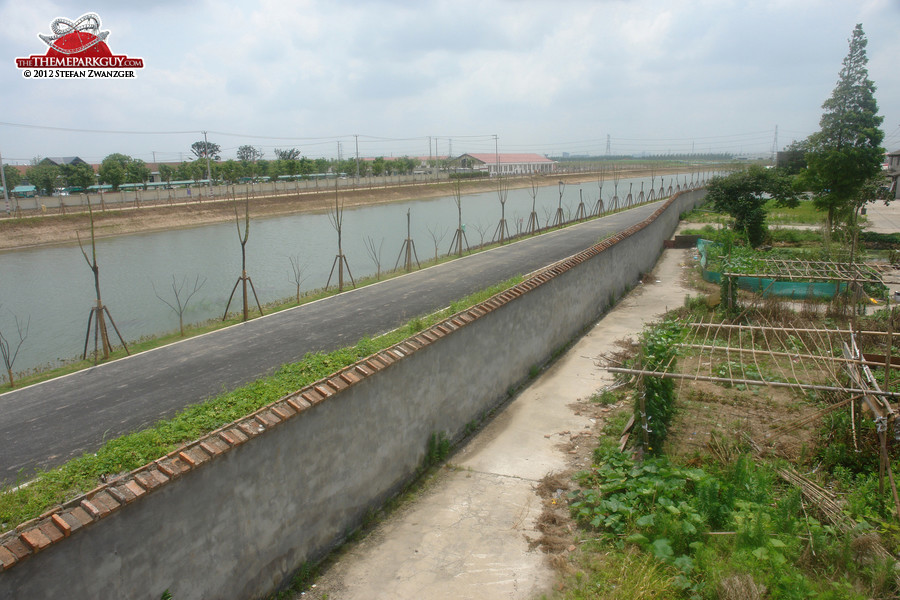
[0,168,694,251]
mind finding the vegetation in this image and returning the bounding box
[800,24,885,236]
[705,166,799,247]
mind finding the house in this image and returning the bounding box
[40,156,90,167]
[454,153,555,176]
[886,150,900,200]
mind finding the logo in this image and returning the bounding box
[15,13,144,79]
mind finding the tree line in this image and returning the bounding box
[10,143,435,195]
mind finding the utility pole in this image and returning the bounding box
[354,134,360,183]
[606,134,611,156]
[772,125,779,165]
[0,149,10,215]
[202,130,212,192]
[494,134,499,178]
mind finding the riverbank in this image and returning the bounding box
[0,167,699,251]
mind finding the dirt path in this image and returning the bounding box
[297,244,695,600]
[0,168,696,251]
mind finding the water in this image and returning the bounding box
[0,173,709,378]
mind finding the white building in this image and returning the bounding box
[456,153,555,176]
[886,150,900,200]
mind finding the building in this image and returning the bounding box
[454,153,555,176]
[39,156,90,168]
[886,150,900,200]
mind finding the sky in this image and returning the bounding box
[0,0,898,165]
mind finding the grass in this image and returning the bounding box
[0,275,523,534]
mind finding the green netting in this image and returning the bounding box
[696,239,847,299]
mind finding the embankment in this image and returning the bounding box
[0,188,706,599]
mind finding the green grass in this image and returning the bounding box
[0,275,523,533]
[765,198,825,226]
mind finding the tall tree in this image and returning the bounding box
[804,24,884,233]
[274,148,301,161]
[236,145,264,162]
[191,140,221,161]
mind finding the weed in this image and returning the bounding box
[590,389,618,405]
[425,432,451,467]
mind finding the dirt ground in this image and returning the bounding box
[0,167,695,251]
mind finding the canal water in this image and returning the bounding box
[0,172,708,379]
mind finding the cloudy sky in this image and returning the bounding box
[0,0,898,165]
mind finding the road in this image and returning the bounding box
[0,201,661,484]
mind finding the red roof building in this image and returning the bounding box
[456,153,555,176]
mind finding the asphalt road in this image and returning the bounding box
[0,202,661,484]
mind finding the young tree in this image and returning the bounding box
[707,165,799,247]
[804,24,884,234]
[153,275,206,336]
[0,307,29,388]
[364,236,385,279]
[288,254,309,303]
[223,194,264,321]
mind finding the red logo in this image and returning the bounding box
[16,13,143,77]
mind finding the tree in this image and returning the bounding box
[707,165,799,247]
[61,162,96,189]
[236,145,264,162]
[0,306,29,388]
[191,140,221,161]
[125,158,151,188]
[26,162,60,195]
[804,24,884,233]
[3,164,22,191]
[98,153,131,190]
[158,164,175,184]
[274,148,301,161]
[153,275,206,336]
[288,254,309,303]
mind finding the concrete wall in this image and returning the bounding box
[0,190,706,599]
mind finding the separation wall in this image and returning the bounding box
[0,189,706,599]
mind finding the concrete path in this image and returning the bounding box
[299,246,695,600]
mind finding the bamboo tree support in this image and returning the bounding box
[574,188,587,220]
[447,176,470,256]
[525,173,541,235]
[552,179,566,227]
[223,193,264,321]
[593,180,604,216]
[79,201,129,363]
[492,175,511,245]
[394,208,420,272]
[325,179,356,291]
